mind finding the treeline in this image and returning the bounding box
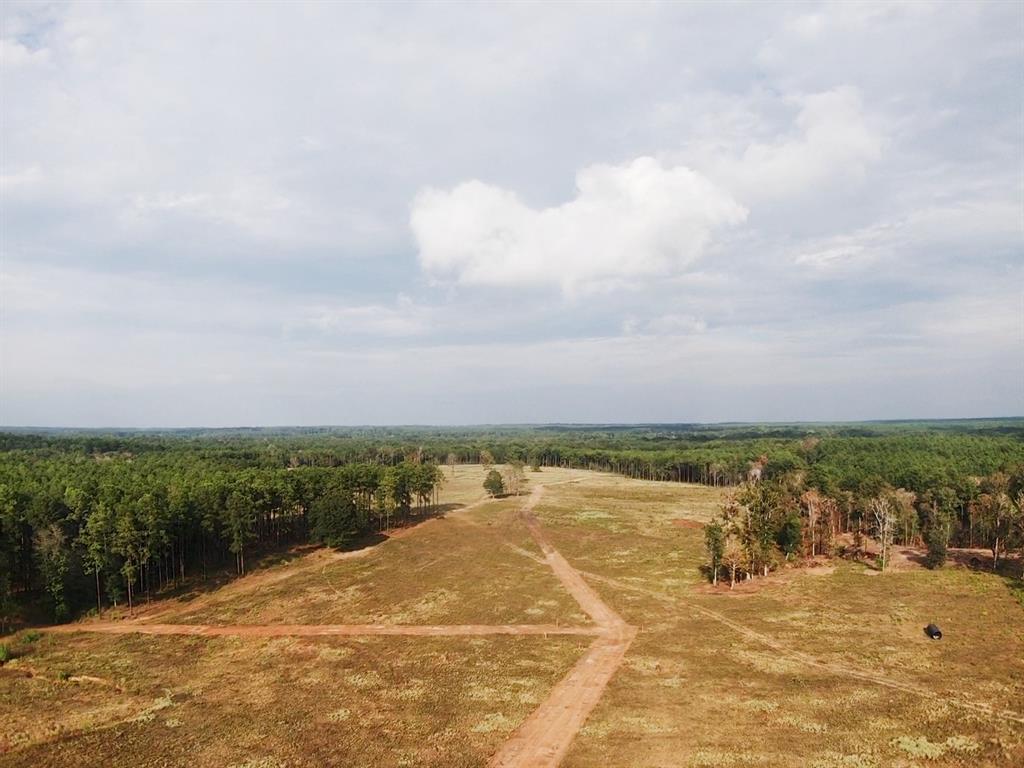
[5,424,1022,495]
[705,469,1024,588]
[0,449,442,626]
[3,421,1023,623]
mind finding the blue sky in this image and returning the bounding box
[1,1,1021,426]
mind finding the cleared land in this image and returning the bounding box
[2,466,1022,767]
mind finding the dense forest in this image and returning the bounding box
[1,420,1022,626]
[0,443,443,629]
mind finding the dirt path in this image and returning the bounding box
[488,485,637,768]
[47,622,601,638]
[580,570,1024,726]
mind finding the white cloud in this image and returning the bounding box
[291,296,431,337]
[794,244,869,270]
[624,313,707,336]
[0,3,1019,424]
[1,262,430,339]
[128,178,295,239]
[713,87,885,202]
[0,38,51,69]
[411,157,746,295]
[0,165,43,196]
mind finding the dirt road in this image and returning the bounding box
[47,622,601,638]
[488,485,638,768]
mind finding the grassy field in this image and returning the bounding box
[1,631,587,766]
[2,467,1022,766]
[530,477,1024,768]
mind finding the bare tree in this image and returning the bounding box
[800,490,822,557]
[721,536,746,589]
[504,461,525,496]
[974,492,1017,571]
[870,496,897,571]
[890,488,918,545]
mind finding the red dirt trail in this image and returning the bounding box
[487,485,638,768]
[47,622,600,638]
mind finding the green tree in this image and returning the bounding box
[704,519,724,586]
[34,523,70,621]
[309,483,358,547]
[484,469,504,497]
[79,500,114,614]
[0,483,18,633]
[923,520,948,569]
[224,490,256,575]
[114,501,146,616]
[777,512,803,560]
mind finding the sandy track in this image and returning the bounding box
[488,485,637,768]
[47,622,601,638]
[489,627,636,768]
[581,570,1024,726]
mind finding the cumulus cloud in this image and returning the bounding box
[411,157,747,295]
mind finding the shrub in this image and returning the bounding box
[0,643,10,663]
[23,630,42,643]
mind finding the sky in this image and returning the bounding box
[0,1,1021,427]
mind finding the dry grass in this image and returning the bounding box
[0,631,587,766]
[150,466,589,627]
[526,479,1024,768]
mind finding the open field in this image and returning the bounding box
[532,478,1024,768]
[2,467,1022,766]
[1,632,588,766]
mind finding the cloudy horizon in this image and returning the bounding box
[1,1,1021,427]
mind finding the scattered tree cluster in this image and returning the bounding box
[704,467,1024,588]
